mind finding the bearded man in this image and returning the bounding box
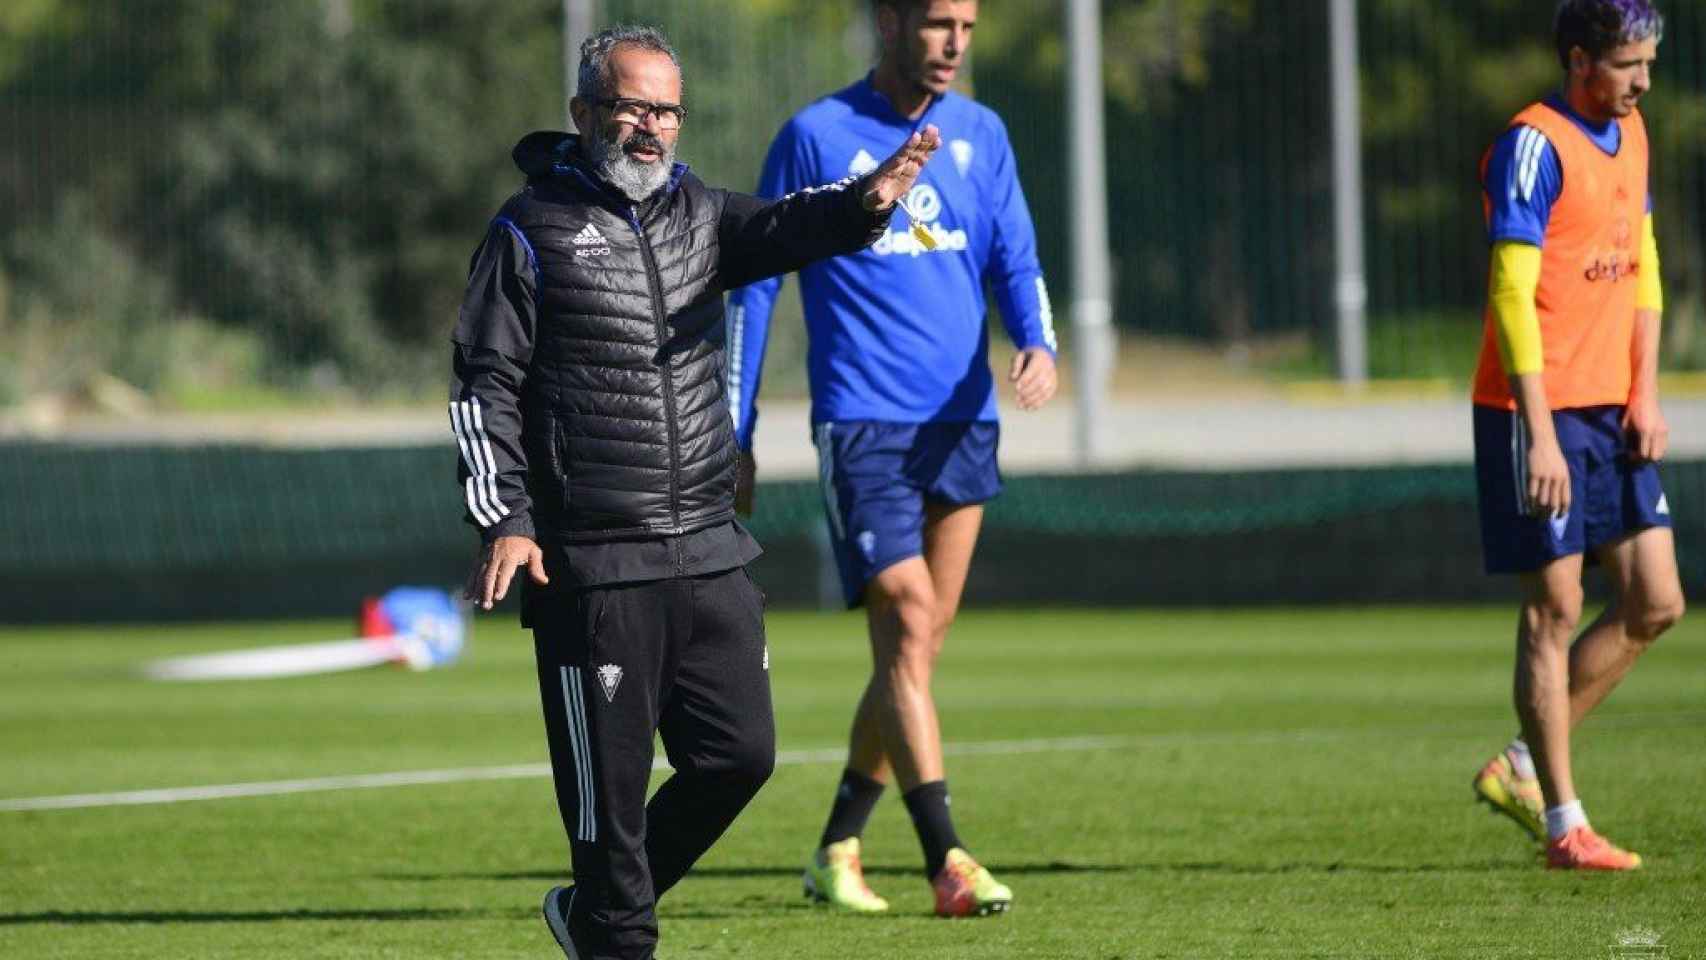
[447,24,940,960]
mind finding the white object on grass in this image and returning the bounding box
[141,586,466,682]
[142,636,404,682]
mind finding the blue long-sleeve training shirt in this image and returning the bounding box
[726,75,1056,448]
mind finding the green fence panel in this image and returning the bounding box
[5,442,1702,622]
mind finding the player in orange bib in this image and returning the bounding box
[1468,0,1682,871]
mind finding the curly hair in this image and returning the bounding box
[1555,0,1665,70]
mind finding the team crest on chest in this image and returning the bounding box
[595,663,624,702]
[950,139,973,177]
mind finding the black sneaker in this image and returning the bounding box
[541,885,581,959]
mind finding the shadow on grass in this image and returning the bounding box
[0,907,474,927]
[379,858,1529,884]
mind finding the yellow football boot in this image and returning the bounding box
[803,837,889,913]
[1473,751,1545,843]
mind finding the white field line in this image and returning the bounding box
[4,714,1701,813]
[0,735,1157,812]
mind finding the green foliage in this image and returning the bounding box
[1,194,273,403]
[1262,309,1485,383]
[978,0,1706,377]
[1102,0,1253,110]
[981,2,1336,342]
[1659,294,1706,371]
[6,0,1706,406]
[4,0,562,402]
[4,195,181,394]
[140,1,564,389]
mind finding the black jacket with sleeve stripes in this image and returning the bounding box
[451,131,890,545]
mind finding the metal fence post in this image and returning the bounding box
[1067,0,1114,465]
[563,0,597,123]
[1329,0,1368,385]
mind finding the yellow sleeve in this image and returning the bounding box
[1637,212,1663,312]
[1489,241,1544,375]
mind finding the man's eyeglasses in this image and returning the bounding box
[596,97,687,130]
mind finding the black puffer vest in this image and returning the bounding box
[502,138,737,541]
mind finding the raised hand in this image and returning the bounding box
[861,124,942,212]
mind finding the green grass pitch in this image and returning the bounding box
[2,607,1702,958]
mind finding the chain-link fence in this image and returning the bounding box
[5,2,1706,619]
[6,1,1706,408]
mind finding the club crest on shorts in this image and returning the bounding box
[595,663,624,702]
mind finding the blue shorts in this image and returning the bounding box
[1473,404,1670,574]
[813,421,1002,608]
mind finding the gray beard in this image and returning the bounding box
[584,133,674,204]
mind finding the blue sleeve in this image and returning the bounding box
[726,119,812,450]
[1483,125,1561,247]
[984,117,1057,354]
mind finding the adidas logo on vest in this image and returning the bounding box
[573,223,611,256]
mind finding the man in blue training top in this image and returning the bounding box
[727,0,1057,918]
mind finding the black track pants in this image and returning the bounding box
[532,566,774,960]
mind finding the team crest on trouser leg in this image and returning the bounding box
[596,663,624,702]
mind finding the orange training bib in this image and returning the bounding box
[1471,103,1649,411]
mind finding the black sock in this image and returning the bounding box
[902,780,963,879]
[818,767,886,849]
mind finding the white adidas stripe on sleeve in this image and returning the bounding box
[449,398,509,527]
